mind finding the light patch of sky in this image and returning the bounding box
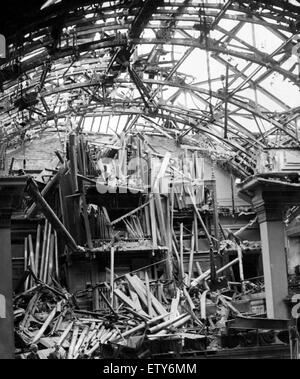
[236,23,283,53]
[173,20,299,112]
[282,55,298,72]
[260,77,300,109]
[84,17,300,135]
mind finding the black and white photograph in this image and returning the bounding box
[0,0,300,364]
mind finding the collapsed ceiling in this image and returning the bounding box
[0,0,300,178]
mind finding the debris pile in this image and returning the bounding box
[12,133,279,359]
[14,259,271,359]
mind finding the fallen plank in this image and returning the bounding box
[129,290,147,317]
[68,325,79,359]
[20,293,40,330]
[123,307,150,322]
[132,275,168,317]
[74,326,89,357]
[191,257,240,287]
[145,272,154,318]
[111,199,152,226]
[125,274,156,316]
[168,314,191,329]
[113,313,169,342]
[114,289,149,318]
[183,288,196,311]
[32,305,58,344]
[149,313,188,334]
[57,321,74,347]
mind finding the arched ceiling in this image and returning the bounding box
[0,0,300,177]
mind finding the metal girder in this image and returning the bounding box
[1,100,256,154]
[129,0,164,39]
[187,90,266,149]
[128,65,157,110]
[2,36,298,88]
[132,37,299,85]
[0,0,299,172]
[3,1,298,44]
[108,0,164,75]
[39,77,299,141]
[230,35,297,96]
[210,0,234,30]
[212,54,291,111]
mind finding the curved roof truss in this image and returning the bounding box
[0,0,299,177]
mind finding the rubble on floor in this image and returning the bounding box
[14,262,278,359]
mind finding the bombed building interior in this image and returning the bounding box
[0,0,300,360]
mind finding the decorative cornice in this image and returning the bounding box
[239,176,300,223]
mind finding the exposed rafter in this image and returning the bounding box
[0,0,299,178]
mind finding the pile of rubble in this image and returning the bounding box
[14,263,271,359]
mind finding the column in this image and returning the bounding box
[253,189,289,319]
[0,177,27,359]
[0,210,14,359]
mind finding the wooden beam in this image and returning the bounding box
[27,178,82,253]
[110,247,115,307]
[188,221,195,286]
[26,166,68,218]
[69,133,79,194]
[111,199,151,226]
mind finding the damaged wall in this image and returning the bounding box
[5,131,62,174]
